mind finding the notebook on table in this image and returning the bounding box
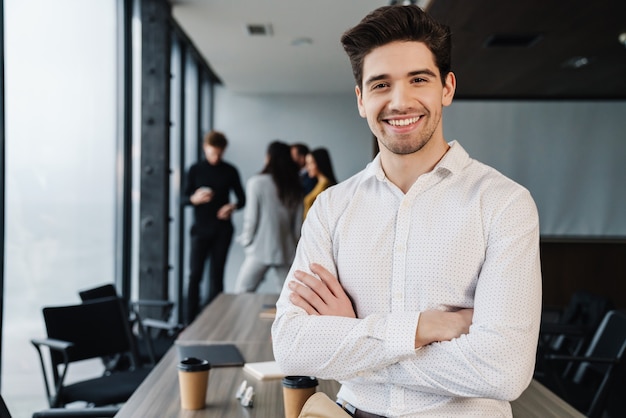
[242,360,285,380]
[175,342,245,367]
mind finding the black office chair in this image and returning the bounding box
[0,394,10,418]
[2,392,118,418]
[31,297,152,408]
[542,309,626,418]
[535,290,613,381]
[78,283,181,369]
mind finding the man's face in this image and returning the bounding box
[291,147,305,168]
[203,144,224,165]
[355,41,455,156]
[305,153,318,178]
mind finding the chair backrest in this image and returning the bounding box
[573,309,626,384]
[78,283,118,302]
[549,290,614,354]
[42,297,140,366]
[0,394,12,418]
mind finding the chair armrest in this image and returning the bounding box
[131,299,174,309]
[141,318,183,332]
[31,338,74,407]
[31,338,74,352]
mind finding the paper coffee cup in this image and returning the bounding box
[178,357,211,410]
[281,376,318,418]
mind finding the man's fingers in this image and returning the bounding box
[289,279,326,313]
[309,263,344,297]
[289,291,319,316]
[293,269,332,301]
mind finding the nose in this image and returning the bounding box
[389,84,414,111]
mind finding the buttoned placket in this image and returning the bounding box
[389,171,447,416]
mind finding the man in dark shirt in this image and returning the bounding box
[184,130,245,324]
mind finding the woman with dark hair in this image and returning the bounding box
[303,148,338,218]
[234,141,303,293]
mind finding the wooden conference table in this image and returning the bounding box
[115,293,584,418]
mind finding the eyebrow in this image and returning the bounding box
[364,69,438,86]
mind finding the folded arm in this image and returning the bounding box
[288,263,473,348]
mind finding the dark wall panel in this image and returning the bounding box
[139,0,171,304]
[541,239,626,309]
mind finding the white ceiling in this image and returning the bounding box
[172,1,430,95]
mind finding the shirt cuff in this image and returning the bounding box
[384,311,421,358]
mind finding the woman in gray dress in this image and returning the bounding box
[234,141,303,293]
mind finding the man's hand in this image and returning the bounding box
[288,263,356,318]
[217,203,236,220]
[190,187,213,205]
[414,308,473,349]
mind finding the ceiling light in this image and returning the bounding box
[562,56,591,69]
[291,37,313,47]
[245,23,273,36]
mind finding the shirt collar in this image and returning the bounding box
[366,140,470,183]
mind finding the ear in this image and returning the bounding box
[442,72,456,107]
[355,85,366,118]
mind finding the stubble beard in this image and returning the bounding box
[377,117,437,156]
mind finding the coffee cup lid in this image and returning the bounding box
[281,375,318,389]
[178,357,211,372]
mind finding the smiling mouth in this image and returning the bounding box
[386,116,421,127]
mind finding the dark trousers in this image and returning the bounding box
[187,222,233,324]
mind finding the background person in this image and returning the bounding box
[302,148,338,219]
[273,5,541,417]
[291,143,317,195]
[183,130,245,324]
[234,141,303,293]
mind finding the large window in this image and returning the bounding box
[3,0,118,413]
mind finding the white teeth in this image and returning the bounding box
[388,117,420,126]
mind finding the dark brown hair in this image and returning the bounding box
[310,148,338,186]
[262,141,302,208]
[203,130,228,149]
[340,5,452,88]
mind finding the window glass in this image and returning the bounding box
[3,0,117,412]
[169,35,183,321]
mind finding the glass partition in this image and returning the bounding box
[3,0,117,413]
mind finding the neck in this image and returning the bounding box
[379,138,449,194]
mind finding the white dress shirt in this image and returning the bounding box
[272,141,542,417]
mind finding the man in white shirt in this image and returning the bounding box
[272,5,541,417]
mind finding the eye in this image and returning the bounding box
[411,77,428,84]
[371,81,389,90]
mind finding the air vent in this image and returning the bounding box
[483,33,542,48]
[246,23,273,36]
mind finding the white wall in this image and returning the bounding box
[443,100,626,238]
[213,86,372,291]
[213,87,626,290]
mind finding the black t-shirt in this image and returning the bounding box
[184,159,245,235]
